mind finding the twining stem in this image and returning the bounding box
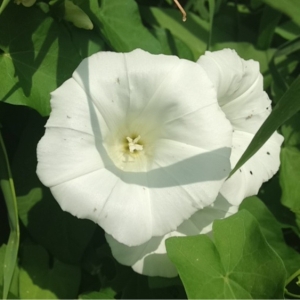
[174,0,187,22]
[284,268,300,298]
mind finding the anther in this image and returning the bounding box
[126,135,143,153]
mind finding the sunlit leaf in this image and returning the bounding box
[0,3,89,116]
[19,244,81,299]
[262,0,300,26]
[78,0,161,53]
[0,245,19,299]
[140,6,209,60]
[79,288,116,299]
[240,196,300,277]
[0,0,10,14]
[275,21,300,41]
[166,210,286,299]
[151,27,193,60]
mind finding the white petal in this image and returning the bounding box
[46,78,109,136]
[106,194,238,277]
[146,140,231,236]
[197,48,272,134]
[197,49,284,205]
[37,128,106,187]
[220,130,284,205]
[37,49,233,246]
[50,171,154,246]
[72,49,181,133]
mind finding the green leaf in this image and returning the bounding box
[258,174,298,232]
[12,112,96,264]
[240,196,300,277]
[212,4,259,46]
[0,3,83,116]
[0,0,10,14]
[79,288,116,299]
[64,0,93,30]
[140,6,209,60]
[151,27,194,60]
[81,0,161,53]
[281,112,300,148]
[269,37,300,99]
[70,25,105,58]
[257,5,281,50]
[262,0,300,26]
[0,245,19,299]
[19,244,81,299]
[166,210,286,299]
[0,132,19,300]
[231,75,300,176]
[207,0,215,50]
[280,147,300,220]
[275,21,300,41]
[81,243,186,299]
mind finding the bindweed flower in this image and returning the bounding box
[197,49,284,205]
[37,49,232,247]
[106,49,284,277]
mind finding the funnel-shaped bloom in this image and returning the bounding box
[106,49,283,277]
[198,49,284,205]
[37,49,232,247]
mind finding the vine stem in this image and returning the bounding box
[284,268,300,298]
[174,0,186,21]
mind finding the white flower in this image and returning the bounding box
[106,49,283,277]
[197,49,284,205]
[37,49,232,247]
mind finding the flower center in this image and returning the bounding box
[104,121,159,172]
[126,135,143,153]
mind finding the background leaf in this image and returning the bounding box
[140,6,209,60]
[0,2,104,116]
[12,112,96,264]
[19,244,81,299]
[280,146,300,229]
[262,0,300,26]
[257,5,281,50]
[78,0,161,53]
[0,245,19,299]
